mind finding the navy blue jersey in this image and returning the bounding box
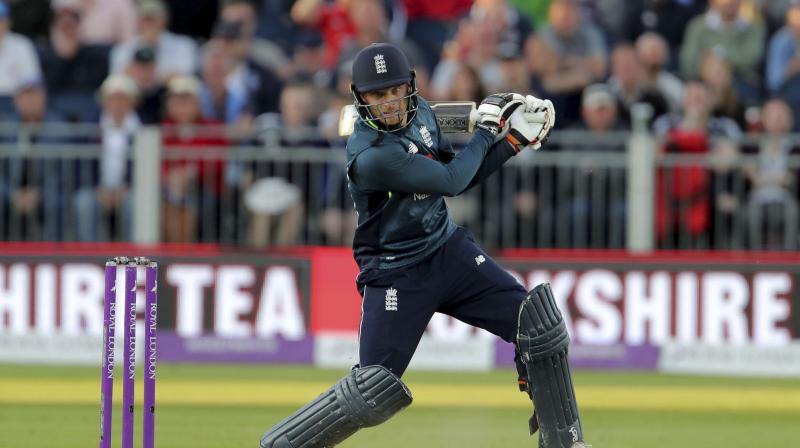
[346,98,517,270]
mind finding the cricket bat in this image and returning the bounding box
[338,101,547,137]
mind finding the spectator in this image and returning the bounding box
[218,0,291,79]
[584,0,630,44]
[318,91,357,245]
[198,39,261,244]
[400,0,473,70]
[245,83,313,247]
[578,83,626,135]
[1,80,67,241]
[471,0,534,59]
[766,1,800,130]
[766,1,800,93]
[72,0,136,45]
[699,53,747,124]
[291,0,357,70]
[759,0,795,32]
[431,5,508,95]
[161,75,228,243]
[124,46,166,124]
[110,0,198,81]
[38,0,110,122]
[441,64,487,103]
[0,1,42,115]
[289,30,329,88]
[622,0,707,65]
[497,40,530,95]
[680,0,766,89]
[708,138,747,249]
[524,34,553,100]
[534,0,608,126]
[563,84,628,248]
[254,0,303,53]
[744,98,798,249]
[337,0,424,69]
[653,81,742,139]
[198,41,252,129]
[607,43,669,125]
[653,81,741,249]
[73,74,140,242]
[635,32,685,113]
[210,19,283,115]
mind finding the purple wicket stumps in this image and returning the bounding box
[99,257,158,448]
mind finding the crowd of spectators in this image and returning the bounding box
[0,0,799,250]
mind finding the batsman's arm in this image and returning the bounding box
[437,132,518,194]
[351,128,495,197]
[462,140,518,193]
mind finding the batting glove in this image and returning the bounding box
[506,107,550,151]
[475,93,525,142]
[523,95,555,148]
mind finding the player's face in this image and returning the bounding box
[363,84,410,127]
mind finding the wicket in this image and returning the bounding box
[100,256,158,448]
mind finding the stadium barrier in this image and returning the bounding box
[1,123,799,251]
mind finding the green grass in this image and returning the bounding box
[1,364,799,447]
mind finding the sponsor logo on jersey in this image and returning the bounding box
[407,142,418,154]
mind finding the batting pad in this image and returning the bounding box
[260,365,413,448]
[517,283,584,448]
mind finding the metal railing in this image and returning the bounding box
[1,122,798,251]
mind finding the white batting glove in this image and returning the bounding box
[505,107,548,151]
[475,93,525,142]
[522,95,555,150]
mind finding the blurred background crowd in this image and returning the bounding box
[0,0,799,251]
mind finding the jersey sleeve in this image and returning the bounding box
[352,128,495,197]
[461,139,518,193]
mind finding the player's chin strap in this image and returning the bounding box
[516,283,586,448]
[260,365,412,448]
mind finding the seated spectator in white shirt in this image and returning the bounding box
[73,74,141,241]
[109,0,198,82]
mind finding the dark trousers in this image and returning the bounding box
[357,228,527,376]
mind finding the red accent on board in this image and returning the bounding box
[309,247,361,333]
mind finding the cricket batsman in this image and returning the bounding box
[260,42,586,448]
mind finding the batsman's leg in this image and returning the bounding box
[259,365,412,448]
[517,283,585,448]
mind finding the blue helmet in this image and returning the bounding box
[350,42,418,132]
